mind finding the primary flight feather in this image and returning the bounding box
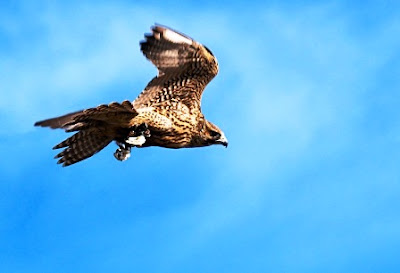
[35,24,228,166]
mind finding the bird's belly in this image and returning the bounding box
[142,131,192,148]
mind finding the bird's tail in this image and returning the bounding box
[35,100,138,166]
[53,126,113,167]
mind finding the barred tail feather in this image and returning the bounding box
[35,100,138,166]
[53,127,113,167]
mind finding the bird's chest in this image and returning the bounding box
[147,125,198,148]
[150,114,201,148]
[137,102,202,148]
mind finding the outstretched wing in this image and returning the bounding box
[133,24,219,110]
[35,101,137,166]
[35,100,137,132]
[34,110,84,130]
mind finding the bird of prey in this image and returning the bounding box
[34,24,228,166]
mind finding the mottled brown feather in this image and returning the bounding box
[133,24,219,110]
[35,110,84,129]
[34,25,226,166]
[36,100,137,131]
[68,100,137,126]
[54,127,113,167]
[36,101,137,166]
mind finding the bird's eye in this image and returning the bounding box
[210,130,220,138]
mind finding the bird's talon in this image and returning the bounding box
[114,145,131,161]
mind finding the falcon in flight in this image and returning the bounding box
[35,24,228,166]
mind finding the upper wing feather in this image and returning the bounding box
[34,110,84,129]
[35,100,137,132]
[133,24,219,110]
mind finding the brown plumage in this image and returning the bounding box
[35,24,228,166]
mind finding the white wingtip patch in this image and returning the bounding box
[163,28,192,45]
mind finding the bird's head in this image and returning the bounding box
[202,120,228,148]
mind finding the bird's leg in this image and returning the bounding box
[114,141,132,161]
[113,123,151,161]
[126,123,151,146]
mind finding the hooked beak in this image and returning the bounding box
[216,134,228,148]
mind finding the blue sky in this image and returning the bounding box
[1,0,400,272]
